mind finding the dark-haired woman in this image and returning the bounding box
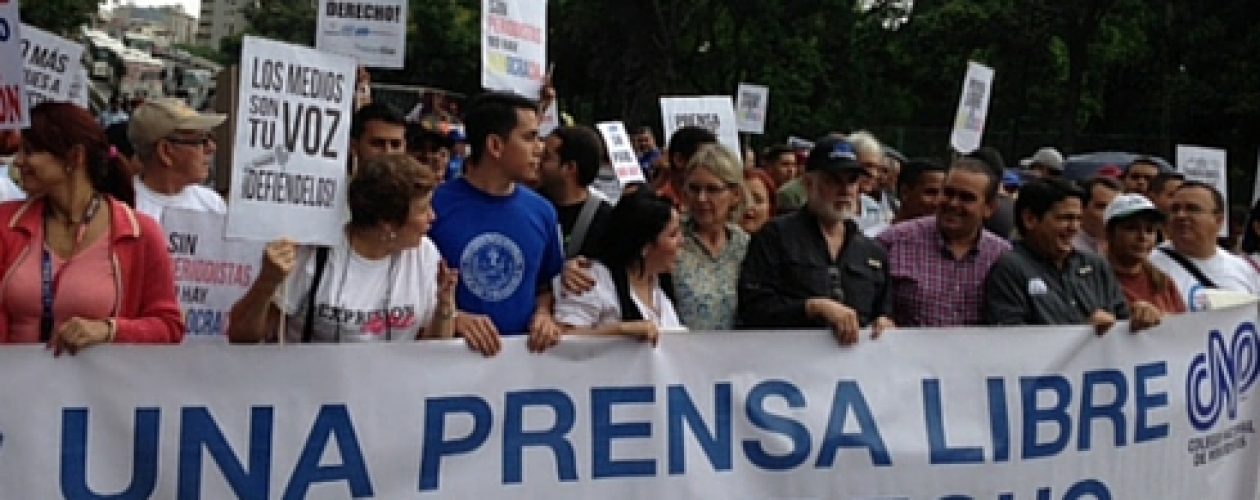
[0,102,183,353]
[552,189,684,345]
[228,153,463,345]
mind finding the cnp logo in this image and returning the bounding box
[1186,322,1260,431]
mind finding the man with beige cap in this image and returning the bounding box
[1020,146,1064,178]
[128,98,228,222]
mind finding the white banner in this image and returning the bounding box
[0,307,1258,498]
[481,0,546,98]
[1177,144,1228,237]
[315,0,407,69]
[0,1,27,129]
[162,208,265,342]
[660,96,742,163]
[596,121,645,186]
[227,36,354,245]
[735,83,769,134]
[950,61,994,154]
[20,23,84,108]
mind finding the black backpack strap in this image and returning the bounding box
[1159,247,1218,289]
[610,265,646,322]
[302,247,330,343]
[565,195,603,259]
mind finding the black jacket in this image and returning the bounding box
[738,209,892,328]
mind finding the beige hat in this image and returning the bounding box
[128,98,226,153]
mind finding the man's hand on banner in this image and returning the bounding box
[807,298,860,346]
[528,313,562,352]
[871,316,896,339]
[454,313,501,356]
[1090,310,1117,336]
[1128,301,1162,333]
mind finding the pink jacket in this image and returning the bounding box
[0,197,184,343]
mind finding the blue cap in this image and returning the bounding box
[1002,171,1022,188]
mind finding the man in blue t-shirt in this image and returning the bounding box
[428,92,565,355]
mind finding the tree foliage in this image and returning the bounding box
[20,0,98,36]
[224,0,1260,202]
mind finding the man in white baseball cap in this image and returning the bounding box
[1103,193,1185,320]
[1020,146,1064,178]
[128,98,228,223]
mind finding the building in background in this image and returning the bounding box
[197,0,257,50]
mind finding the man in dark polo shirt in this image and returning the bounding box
[984,178,1131,334]
[739,136,894,345]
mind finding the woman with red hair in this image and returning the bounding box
[0,102,183,353]
[741,167,777,234]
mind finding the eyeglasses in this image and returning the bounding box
[685,183,729,197]
[165,135,214,148]
[1168,205,1216,216]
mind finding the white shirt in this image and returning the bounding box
[1149,243,1260,310]
[278,235,443,343]
[856,194,889,237]
[0,165,25,202]
[553,261,682,329]
[134,177,227,224]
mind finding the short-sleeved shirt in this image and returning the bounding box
[876,216,1011,327]
[134,177,227,224]
[674,220,749,331]
[984,242,1130,325]
[553,261,682,329]
[739,210,892,328]
[1148,244,1260,311]
[277,234,442,343]
[428,178,565,335]
[1114,263,1187,314]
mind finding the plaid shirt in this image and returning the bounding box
[875,216,1011,327]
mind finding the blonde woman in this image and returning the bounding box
[674,144,750,331]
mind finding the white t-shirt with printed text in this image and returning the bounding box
[278,234,443,343]
[134,177,227,224]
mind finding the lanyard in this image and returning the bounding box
[40,195,102,342]
[332,250,399,342]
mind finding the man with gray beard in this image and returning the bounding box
[738,136,894,346]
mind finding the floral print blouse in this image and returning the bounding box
[673,220,750,331]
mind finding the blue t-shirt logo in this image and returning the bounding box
[460,232,526,302]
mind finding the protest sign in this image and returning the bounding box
[0,306,1257,498]
[226,36,355,245]
[0,1,26,129]
[660,96,742,163]
[315,0,407,69]
[539,101,559,137]
[20,23,84,108]
[735,83,769,134]
[949,61,994,154]
[595,121,645,185]
[481,0,547,97]
[1176,144,1228,237]
[162,208,266,342]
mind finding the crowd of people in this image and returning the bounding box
[1,85,1258,355]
